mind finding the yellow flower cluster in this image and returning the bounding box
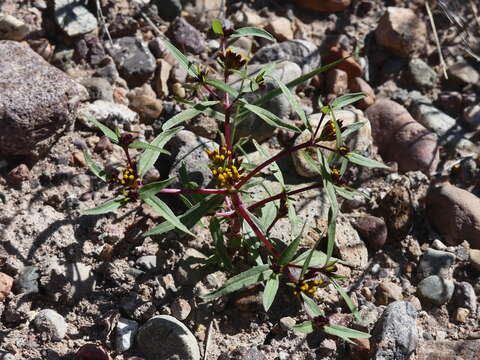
[120,166,138,188]
[293,279,324,296]
[319,119,345,142]
[206,146,243,189]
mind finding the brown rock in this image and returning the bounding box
[265,17,293,41]
[365,99,439,174]
[350,338,370,360]
[470,249,480,271]
[348,77,375,109]
[7,163,31,185]
[293,0,352,13]
[352,215,387,250]
[128,84,163,124]
[325,46,362,78]
[154,58,172,98]
[0,272,13,301]
[426,183,480,248]
[375,7,427,57]
[417,340,480,360]
[0,40,87,156]
[76,343,112,360]
[375,281,403,305]
[94,136,113,153]
[326,68,348,95]
[73,151,87,167]
[377,185,413,241]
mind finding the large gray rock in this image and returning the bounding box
[33,309,67,341]
[426,183,480,249]
[233,61,302,142]
[0,41,87,156]
[417,275,454,305]
[136,315,200,360]
[371,301,418,360]
[168,17,206,55]
[408,58,437,88]
[54,0,98,37]
[418,248,455,280]
[252,39,320,75]
[107,37,156,87]
[365,99,439,175]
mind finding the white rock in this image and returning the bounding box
[115,318,139,352]
[34,309,67,341]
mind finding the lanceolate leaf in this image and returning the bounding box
[162,101,220,130]
[82,198,124,215]
[301,293,324,317]
[84,116,119,144]
[291,321,315,334]
[269,74,310,132]
[210,217,233,271]
[143,194,223,236]
[138,127,182,178]
[138,178,176,200]
[144,195,194,236]
[201,264,272,301]
[159,37,199,78]
[346,152,389,169]
[278,230,302,266]
[128,141,170,155]
[212,19,223,35]
[230,27,274,41]
[243,104,301,133]
[341,122,365,138]
[205,78,240,99]
[263,275,280,311]
[329,93,366,110]
[83,150,107,182]
[323,324,370,342]
[331,278,361,322]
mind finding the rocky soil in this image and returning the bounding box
[0,0,480,359]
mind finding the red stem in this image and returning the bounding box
[159,188,228,194]
[231,192,280,257]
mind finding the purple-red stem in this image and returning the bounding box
[159,188,228,194]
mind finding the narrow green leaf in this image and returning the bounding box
[301,293,324,317]
[162,101,220,130]
[84,116,119,143]
[205,78,240,99]
[201,264,272,301]
[144,195,194,236]
[331,279,361,322]
[138,127,182,178]
[263,275,280,311]
[210,217,233,271]
[341,122,365,138]
[291,321,315,334]
[239,57,349,118]
[138,178,176,200]
[323,324,370,340]
[212,19,223,35]
[261,201,278,231]
[230,27,274,41]
[326,207,337,265]
[346,152,389,169]
[82,198,124,215]
[159,37,199,78]
[330,93,366,110]
[243,104,301,133]
[143,194,223,236]
[128,141,170,155]
[278,231,302,266]
[269,74,310,132]
[83,150,106,182]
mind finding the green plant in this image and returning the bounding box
[82,20,387,341]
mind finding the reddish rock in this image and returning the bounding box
[352,215,387,249]
[7,163,31,185]
[377,185,413,241]
[265,17,293,41]
[348,77,376,109]
[350,338,370,360]
[293,0,352,12]
[76,344,111,360]
[325,46,362,78]
[375,281,403,305]
[365,99,439,174]
[326,68,348,95]
[426,183,480,248]
[94,136,113,153]
[0,272,13,301]
[375,7,427,57]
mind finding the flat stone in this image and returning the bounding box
[115,317,139,353]
[0,13,29,41]
[408,58,437,88]
[417,340,480,360]
[417,275,454,305]
[13,266,39,295]
[470,249,480,271]
[334,216,368,269]
[168,17,206,55]
[136,315,200,360]
[54,0,98,37]
[77,100,139,131]
[0,272,13,301]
